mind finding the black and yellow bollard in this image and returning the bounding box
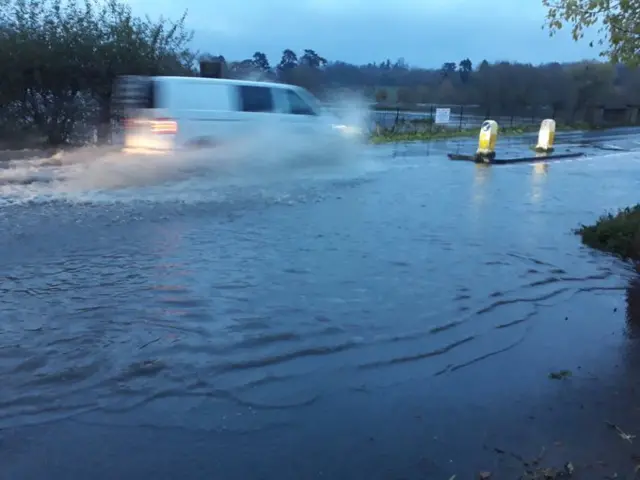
[475,120,498,163]
[535,119,556,153]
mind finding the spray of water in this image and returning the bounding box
[322,89,371,135]
[0,95,381,206]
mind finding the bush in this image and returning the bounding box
[0,0,195,145]
[576,205,640,261]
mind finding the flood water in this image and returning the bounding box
[1,128,640,479]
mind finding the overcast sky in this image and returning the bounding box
[124,0,601,68]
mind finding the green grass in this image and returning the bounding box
[576,205,640,261]
[369,122,591,144]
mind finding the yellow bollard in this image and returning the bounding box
[476,120,498,161]
[535,119,556,152]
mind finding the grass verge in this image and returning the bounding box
[369,123,589,144]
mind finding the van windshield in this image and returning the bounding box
[296,89,324,115]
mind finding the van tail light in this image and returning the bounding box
[123,117,138,129]
[150,118,178,135]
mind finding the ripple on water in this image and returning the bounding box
[0,144,639,431]
[0,246,629,428]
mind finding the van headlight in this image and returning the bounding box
[332,124,363,136]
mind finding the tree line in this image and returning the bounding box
[231,53,639,123]
[1,0,639,146]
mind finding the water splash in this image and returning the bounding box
[0,109,379,206]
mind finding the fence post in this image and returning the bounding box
[459,105,464,131]
[430,105,434,133]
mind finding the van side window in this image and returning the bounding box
[238,86,274,112]
[286,90,317,115]
[113,76,158,110]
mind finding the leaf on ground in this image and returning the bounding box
[565,462,575,475]
[606,421,636,443]
[549,370,572,380]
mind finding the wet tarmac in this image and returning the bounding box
[1,128,640,479]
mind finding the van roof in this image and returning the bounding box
[151,76,301,91]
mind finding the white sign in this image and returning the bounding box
[434,108,451,125]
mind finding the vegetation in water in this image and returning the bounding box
[576,205,640,261]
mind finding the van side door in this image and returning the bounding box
[236,85,280,134]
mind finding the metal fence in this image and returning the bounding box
[366,104,571,135]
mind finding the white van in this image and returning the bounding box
[113,75,361,154]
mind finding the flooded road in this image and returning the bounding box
[1,129,640,479]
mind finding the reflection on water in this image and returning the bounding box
[533,162,549,175]
[530,162,549,205]
[472,163,491,207]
